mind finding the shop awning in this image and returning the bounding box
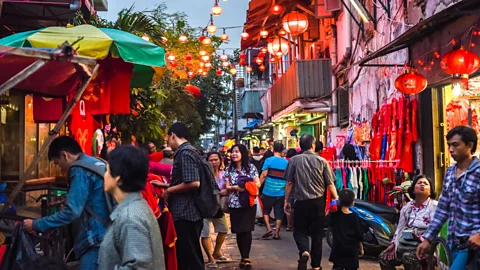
[0,46,95,97]
[357,0,480,67]
[241,0,310,50]
[244,119,263,130]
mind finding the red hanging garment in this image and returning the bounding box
[33,96,64,123]
[109,58,133,115]
[400,99,414,173]
[412,98,418,142]
[69,100,100,155]
[389,98,398,161]
[371,112,383,160]
[158,210,178,270]
[396,96,405,160]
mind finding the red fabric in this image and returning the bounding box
[149,162,172,180]
[412,98,418,142]
[389,98,397,161]
[320,147,336,161]
[0,245,7,265]
[149,152,164,163]
[33,96,64,123]
[109,58,132,114]
[158,211,178,270]
[141,181,161,219]
[396,96,405,160]
[400,99,414,173]
[69,102,99,156]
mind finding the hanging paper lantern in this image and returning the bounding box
[255,57,263,65]
[259,65,266,71]
[222,61,230,67]
[199,49,207,56]
[205,62,212,69]
[167,55,176,62]
[220,53,228,62]
[185,53,192,61]
[239,59,247,66]
[279,29,287,36]
[394,70,427,95]
[201,55,210,62]
[240,53,247,59]
[268,36,289,57]
[261,47,268,53]
[211,2,222,16]
[216,69,223,76]
[178,35,188,43]
[258,52,266,58]
[246,66,253,73]
[241,32,249,40]
[185,84,201,98]
[269,4,284,15]
[199,35,206,42]
[260,30,269,38]
[202,37,212,46]
[282,11,309,36]
[441,46,480,94]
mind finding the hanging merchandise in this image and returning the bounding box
[388,98,397,161]
[446,98,479,130]
[399,98,414,173]
[69,100,101,156]
[33,96,65,123]
[395,96,405,160]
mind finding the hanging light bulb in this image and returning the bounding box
[220,29,229,41]
[230,67,237,75]
[202,71,209,77]
[279,29,287,36]
[269,4,284,15]
[259,65,266,71]
[198,68,204,73]
[222,61,230,67]
[211,0,222,16]
[199,62,205,68]
[207,15,217,34]
[241,32,249,40]
[185,53,192,61]
[269,58,276,63]
[205,62,212,68]
[202,37,212,46]
[260,30,269,38]
[167,55,176,62]
[220,53,228,62]
[187,71,194,77]
[261,47,268,53]
[199,49,207,56]
[216,69,223,76]
[255,57,263,65]
[178,34,188,43]
[202,55,210,62]
[246,66,253,73]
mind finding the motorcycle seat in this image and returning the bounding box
[354,199,399,216]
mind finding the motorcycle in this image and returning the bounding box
[326,179,412,255]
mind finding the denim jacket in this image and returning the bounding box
[33,154,109,257]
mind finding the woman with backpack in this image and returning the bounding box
[225,144,261,269]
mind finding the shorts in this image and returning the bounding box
[261,194,285,221]
[201,215,228,238]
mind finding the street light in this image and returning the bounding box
[230,66,238,141]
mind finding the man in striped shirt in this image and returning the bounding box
[259,141,289,240]
[417,126,480,269]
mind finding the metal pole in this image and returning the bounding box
[232,75,238,142]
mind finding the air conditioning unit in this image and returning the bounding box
[326,0,342,12]
[93,0,108,12]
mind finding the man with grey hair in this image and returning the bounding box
[284,134,338,270]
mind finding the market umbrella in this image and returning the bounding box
[0,24,166,88]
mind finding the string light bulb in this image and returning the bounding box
[260,30,269,38]
[259,65,266,71]
[220,53,228,62]
[230,67,237,75]
[246,66,253,73]
[205,62,212,68]
[178,34,188,43]
[269,4,284,15]
[279,29,287,36]
[241,32,249,40]
[207,15,217,34]
[167,55,176,62]
[199,49,207,56]
[202,37,212,45]
[202,55,210,62]
[211,1,222,16]
[222,61,230,67]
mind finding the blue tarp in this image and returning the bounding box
[244,119,262,129]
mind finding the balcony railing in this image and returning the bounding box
[270,59,332,115]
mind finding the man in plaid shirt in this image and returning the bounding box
[162,122,204,270]
[417,126,480,269]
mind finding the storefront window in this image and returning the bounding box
[0,93,21,181]
[38,123,50,178]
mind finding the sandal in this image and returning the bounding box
[244,258,252,269]
[206,262,218,268]
[261,230,273,239]
[239,259,246,268]
[214,256,230,263]
[273,235,281,240]
[286,227,293,231]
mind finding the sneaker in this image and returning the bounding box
[297,251,309,270]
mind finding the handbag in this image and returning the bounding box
[397,228,425,251]
[220,196,230,214]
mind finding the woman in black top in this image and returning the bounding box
[328,189,364,270]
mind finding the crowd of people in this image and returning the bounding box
[17,123,480,270]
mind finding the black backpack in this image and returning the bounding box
[68,158,117,227]
[178,146,221,219]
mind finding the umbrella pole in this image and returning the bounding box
[1,64,100,213]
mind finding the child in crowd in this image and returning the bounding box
[328,189,364,270]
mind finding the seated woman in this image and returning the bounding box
[379,175,437,270]
[98,145,165,270]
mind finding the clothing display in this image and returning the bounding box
[33,96,64,123]
[69,100,100,156]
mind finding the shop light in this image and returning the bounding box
[211,0,223,16]
[349,0,373,23]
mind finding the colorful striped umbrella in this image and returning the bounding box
[0,24,166,87]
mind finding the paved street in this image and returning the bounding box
[205,223,381,270]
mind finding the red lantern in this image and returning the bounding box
[259,65,266,71]
[394,70,427,95]
[240,53,247,59]
[261,47,268,54]
[255,57,263,65]
[185,53,192,61]
[269,58,276,63]
[282,11,309,36]
[258,52,265,58]
[246,66,253,73]
[269,4,283,15]
[185,84,201,98]
[239,59,247,66]
[216,69,222,76]
[170,62,177,68]
[199,35,206,42]
[241,32,249,40]
[441,47,480,77]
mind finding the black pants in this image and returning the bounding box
[293,197,326,268]
[236,232,253,259]
[174,220,204,270]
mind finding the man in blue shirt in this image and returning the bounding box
[259,141,288,240]
[24,136,110,270]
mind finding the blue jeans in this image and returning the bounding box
[79,247,99,270]
[450,246,469,270]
